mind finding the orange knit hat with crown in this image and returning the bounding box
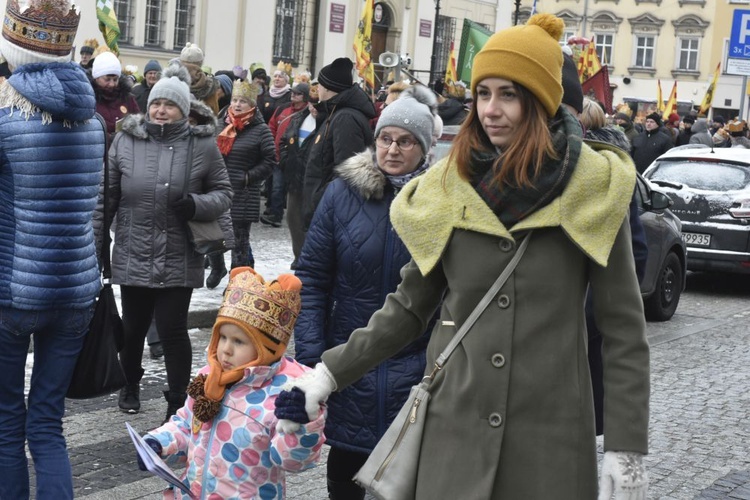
[203,267,302,402]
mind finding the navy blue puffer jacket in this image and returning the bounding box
[294,150,432,453]
[0,62,105,309]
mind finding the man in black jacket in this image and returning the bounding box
[301,57,376,230]
[631,112,673,173]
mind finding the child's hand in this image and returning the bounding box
[275,387,310,424]
[137,437,163,471]
[275,363,335,433]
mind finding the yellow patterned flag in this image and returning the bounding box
[577,36,601,83]
[352,0,375,88]
[699,62,721,116]
[662,81,678,121]
[444,40,458,96]
[96,0,120,55]
[656,79,664,113]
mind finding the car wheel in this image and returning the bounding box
[644,251,683,322]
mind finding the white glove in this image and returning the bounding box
[276,363,337,434]
[598,451,648,500]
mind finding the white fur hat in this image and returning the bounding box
[92,51,122,79]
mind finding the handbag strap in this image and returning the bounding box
[95,113,113,280]
[181,133,195,200]
[428,231,532,381]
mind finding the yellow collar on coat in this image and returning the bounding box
[390,141,636,275]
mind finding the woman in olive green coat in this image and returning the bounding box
[279,14,650,500]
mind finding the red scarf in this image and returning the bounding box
[217,107,255,156]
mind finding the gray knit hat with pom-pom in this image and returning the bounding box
[147,63,192,118]
[375,85,438,154]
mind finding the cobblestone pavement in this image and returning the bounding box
[23,221,750,498]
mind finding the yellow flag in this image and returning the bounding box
[577,36,602,83]
[352,0,375,88]
[444,40,458,96]
[662,81,678,121]
[656,79,664,113]
[699,63,721,116]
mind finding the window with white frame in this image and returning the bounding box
[272,0,307,66]
[677,38,699,71]
[174,0,194,49]
[596,34,614,65]
[144,0,166,47]
[113,0,132,45]
[634,36,655,68]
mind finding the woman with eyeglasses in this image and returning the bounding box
[293,86,440,499]
[281,14,649,500]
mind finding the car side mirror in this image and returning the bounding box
[650,191,673,210]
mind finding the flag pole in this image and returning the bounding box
[430,0,442,87]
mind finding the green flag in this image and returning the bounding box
[457,19,493,84]
[96,0,121,55]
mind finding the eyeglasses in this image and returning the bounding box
[376,135,418,151]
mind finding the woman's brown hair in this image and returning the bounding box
[448,83,557,188]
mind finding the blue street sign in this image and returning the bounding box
[730,9,750,60]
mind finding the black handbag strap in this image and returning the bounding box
[181,134,195,200]
[427,231,533,381]
[95,113,113,280]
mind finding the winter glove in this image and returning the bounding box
[173,196,196,220]
[136,437,163,472]
[274,387,310,424]
[598,451,648,500]
[275,363,336,434]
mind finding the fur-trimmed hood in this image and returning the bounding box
[119,98,218,139]
[334,148,387,200]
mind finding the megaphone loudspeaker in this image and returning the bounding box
[379,52,399,68]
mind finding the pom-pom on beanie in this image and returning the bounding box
[471,13,565,117]
[318,57,354,93]
[375,85,438,154]
[147,63,192,118]
[92,51,122,78]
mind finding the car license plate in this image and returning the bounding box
[681,232,711,247]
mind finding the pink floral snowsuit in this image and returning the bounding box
[147,356,326,499]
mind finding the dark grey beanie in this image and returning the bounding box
[147,63,192,118]
[375,85,437,154]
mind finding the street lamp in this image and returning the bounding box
[430,0,441,87]
[514,0,522,26]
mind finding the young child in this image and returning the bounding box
[137,267,325,499]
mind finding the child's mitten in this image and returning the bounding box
[136,437,163,471]
[274,387,310,425]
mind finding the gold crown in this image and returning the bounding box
[2,0,80,56]
[218,270,301,347]
[232,79,260,103]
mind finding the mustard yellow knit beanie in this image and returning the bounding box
[471,13,565,117]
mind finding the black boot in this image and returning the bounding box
[118,383,140,414]
[162,390,187,424]
[326,479,365,500]
[206,253,227,290]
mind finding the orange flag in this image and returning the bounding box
[662,81,678,121]
[656,79,664,114]
[577,36,601,83]
[444,40,458,96]
[699,62,721,116]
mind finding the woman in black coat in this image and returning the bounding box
[215,80,276,275]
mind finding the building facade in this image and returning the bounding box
[0,0,744,119]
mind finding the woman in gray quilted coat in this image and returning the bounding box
[96,64,232,423]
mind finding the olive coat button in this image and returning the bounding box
[489,413,503,427]
[497,294,511,308]
[491,353,506,368]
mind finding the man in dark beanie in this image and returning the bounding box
[614,112,638,146]
[132,58,162,112]
[631,112,673,173]
[301,57,376,230]
[676,115,695,146]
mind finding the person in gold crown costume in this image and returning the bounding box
[136,268,326,499]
